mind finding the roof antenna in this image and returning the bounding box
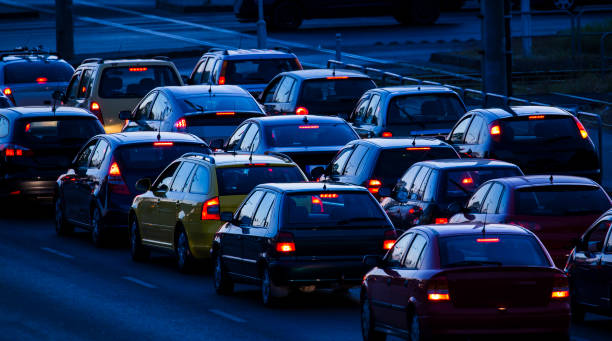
[482,211,487,236]
[323,183,327,191]
[303,115,309,124]
[157,106,163,141]
[412,135,416,146]
[332,63,336,77]
[549,175,553,184]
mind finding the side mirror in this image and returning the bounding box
[220,212,233,222]
[363,255,384,268]
[118,110,132,120]
[209,138,225,150]
[153,184,169,196]
[378,187,391,197]
[52,90,64,101]
[134,178,151,192]
[310,166,325,180]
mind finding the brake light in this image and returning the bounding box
[201,197,221,220]
[218,76,226,85]
[383,229,397,250]
[276,242,295,252]
[383,240,395,250]
[490,125,501,135]
[298,125,319,129]
[435,218,448,224]
[128,67,148,72]
[461,177,473,184]
[109,162,121,176]
[275,232,295,253]
[319,193,338,199]
[427,276,450,301]
[36,77,48,84]
[3,88,11,96]
[573,117,588,139]
[476,238,500,243]
[90,102,100,112]
[296,107,309,115]
[311,197,322,204]
[551,274,569,299]
[108,160,129,195]
[381,131,393,138]
[3,145,32,158]
[406,147,430,151]
[25,123,30,132]
[216,112,234,116]
[218,61,227,85]
[528,115,545,120]
[326,76,349,79]
[153,142,173,147]
[367,179,382,194]
[5,149,15,156]
[174,118,187,130]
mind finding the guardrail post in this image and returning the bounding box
[55,0,74,61]
[521,0,532,56]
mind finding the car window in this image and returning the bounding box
[226,123,250,151]
[98,66,180,99]
[224,59,300,85]
[239,124,259,151]
[188,166,210,194]
[150,92,172,121]
[253,192,276,228]
[202,58,215,84]
[387,233,413,267]
[409,167,431,200]
[481,182,504,214]
[466,183,492,213]
[0,115,9,137]
[89,139,109,169]
[78,69,93,98]
[153,162,180,190]
[387,93,465,125]
[343,145,368,176]
[217,166,305,196]
[264,123,357,148]
[330,147,354,176]
[262,77,282,103]
[133,91,157,120]
[192,58,208,84]
[603,219,612,253]
[397,165,421,198]
[210,60,221,83]
[465,115,484,144]
[273,77,295,103]
[237,191,265,225]
[74,140,97,168]
[170,162,195,192]
[514,185,611,216]
[65,71,82,100]
[422,170,439,201]
[581,220,611,254]
[352,95,370,122]
[449,116,472,143]
[364,94,381,125]
[403,234,427,269]
[3,61,73,84]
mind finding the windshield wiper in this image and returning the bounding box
[445,260,503,268]
[337,217,387,225]
[184,99,205,112]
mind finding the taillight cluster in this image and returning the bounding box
[3,88,15,105]
[551,273,569,299]
[2,144,32,158]
[201,197,220,220]
[383,229,397,250]
[108,160,130,195]
[175,117,187,130]
[367,179,382,194]
[427,276,450,301]
[573,117,588,139]
[275,232,296,254]
[90,102,104,125]
[218,61,227,85]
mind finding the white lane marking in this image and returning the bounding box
[122,276,157,289]
[208,309,246,323]
[41,247,75,259]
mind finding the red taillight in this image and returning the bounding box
[490,121,502,142]
[128,67,148,72]
[296,107,309,115]
[275,232,296,253]
[528,115,545,120]
[25,123,31,132]
[5,149,15,157]
[201,197,221,220]
[406,147,430,151]
[153,142,173,147]
[551,274,569,299]
[383,240,395,250]
[427,276,450,301]
[319,193,338,198]
[383,229,397,250]
[573,117,588,139]
[90,102,100,112]
[435,218,448,224]
[381,131,393,138]
[218,61,227,85]
[311,196,322,204]
[3,88,12,96]
[174,118,187,130]
[108,161,129,195]
[298,125,319,129]
[476,238,500,243]
[109,162,121,176]
[461,177,473,184]
[326,76,349,79]
[3,145,32,158]
[367,179,382,194]
[36,77,48,84]
[218,76,226,85]
[216,112,234,116]
[490,125,501,135]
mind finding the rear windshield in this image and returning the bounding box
[283,192,389,229]
[263,123,357,147]
[13,117,103,148]
[300,78,376,115]
[3,62,74,84]
[439,235,550,268]
[225,59,300,85]
[216,166,305,196]
[387,94,465,125]
[99,66,180,98]
[515,185,611,216]
[180,95,261,113]
[444,167,521,200]
[497,116,582,145]
[114,143,206,179]
[373,147,459,184]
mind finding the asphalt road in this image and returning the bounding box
[1,201,611,341]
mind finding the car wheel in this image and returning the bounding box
[213,253,234,295]
[261,266,281,306]
[361,296,386,341]
[176,228,194,273]
[91,206,105,247]
[54,196,73,236]
[270,1,303,30]
[393,0,440,25]
[553,0,576,10]
[409,312,423,341]
[130,218,149,262]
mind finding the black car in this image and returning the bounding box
[0,106,104,200]
[222,115,360,179]
[446,106,600,182]
[212,182,397,305]
[260,69,376,118]
[381,159,523,230]
[54,132,210,246]
[565,208,612,322]
[320,138,460,198]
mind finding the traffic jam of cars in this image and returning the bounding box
[0,46,610,341]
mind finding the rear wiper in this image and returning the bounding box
[445,260,503,268]
[184,99,204,112]
[337,217,386,225]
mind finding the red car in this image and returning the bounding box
[361,223,570,341]
[450,175,612,267]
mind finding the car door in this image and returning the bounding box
[404,166,432,224]
[63,70,82,107]
[573,219,611,307]
[140,162,180,244]
[158,161,196,247]
[361,93,382,136]
[447,115,473,155]
[63,139,97,221]
[72,139,109,224]
[459,114,486,158]
[601,219,612,312]
[76,69,94,110]
[242,191,277,279]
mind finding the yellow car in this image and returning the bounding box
[128,152,307,272]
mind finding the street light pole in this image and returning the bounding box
[256,0,267,49]
[56,0,74,61]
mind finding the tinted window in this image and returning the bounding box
[90,139,109,169]
[387,233,413,267]
[65,72,81,100]
[239,124,259,151]
[226,123,249,151]
[202,58,215,83]
[78,69,93,98]
[180,95,261,113]
[75,140,97,168]
[3,61,73,84]
[465,115,484,144]
[466,183,492,213]
[583,221,611,253]
[283,192,390,229]
[514,185,611,216]
[253,192,276,228]
[189,166,210,194]
[99,66,180,98]
[225,59,300,85]
[403,235,427,268]
[273,77,296,102]
[387,94,464,125]
[330,147,354,176]
[192,58,208,84]
[154,162,180,189]
[343,145,368,176]
[449,116,472,143]
[410,167,431,200]
[0,115,8,137]
[423,170,439,201]
[14,117,103,148]
[352,96,370,122]
[481,182,504,214]
[364,94,381,125]
[238,191,265,224]
[151,93,172,121]
[443,167,521,201]
[262,77,281,103]
[170,162,195,192]
[263,123,357,147]
[216,166,305,196]
[300,78,376,115]
[439,235,550,267]
[133,92,157,120]
[373,147,458,187]
[498,116,582,145]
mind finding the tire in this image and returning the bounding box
[213,253,234,295]
[129,218,149,262]
[361,296,387,341]
[91,206,106,247]
[175,228,195,273]
[54,196,73,236]
[270,1,303,31]
[261,266,280,307]
[393,0,440,26]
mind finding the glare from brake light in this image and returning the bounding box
[551,290,569,299]
[3,88,11,95]
[368,179,382,187]
[298,125,319,129]
[381,131,393,138]
[90,102,100,111]
[311,197,322,204]
[36,77,48,84]
[174,118,187,129]
[427,293,450,301]
[25,123,30,132]
[435,218,448,224]
[461,177,473,184]
[383,240,395,250]
[5,148,15,156]
[153,142,173,147]
[109,162,121,176]
[128,67,148,72]
[574,118,588,139]
[276,242,295,253]
[476,238,500,243]
[296,107,309,115]
[368,179,382,194]
[406,147,430,151]
[490,125,501,135]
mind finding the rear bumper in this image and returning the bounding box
[0,179,56,199]
[269,258,370,288]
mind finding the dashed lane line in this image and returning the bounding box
[121,276,157,289]
[41,247,75,259]
[208,309,247,323]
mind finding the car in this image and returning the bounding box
[450,175,612,267]
[0,92,13,109]
[381,159,523,231]
[128,152,308,272]
[361,223,570,341]
[222,115,360,179]
[260,69,376,118]
[187,48,302,98]
[0,106,104,201]
[565,209,612,322]
[63,57,183,133]
[446,106,601,182]
[349,86,466,139]
[234,0,440,30]
[212,182,398,305]
[319,138,460,199]
[0,48,74,106]
[54,132,210,247]
[121,85,266,144]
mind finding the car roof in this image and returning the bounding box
[102,132,204,145]
[80,58,175,66]
[476,106,572,120]
[257,182,367,193]
[188,153,296,167]
[159,85,250,98]
[355,137,452,149]
[279,69,370,80]
[371,85,457,95]
[412,159,519,170]
[1,106,95,118]
[247,115,347,126]
[204,49,296,60]
[495,175,600,188]
[413,223,532,237]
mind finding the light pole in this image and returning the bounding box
[56,0,74,61]
[256,0,267,49]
